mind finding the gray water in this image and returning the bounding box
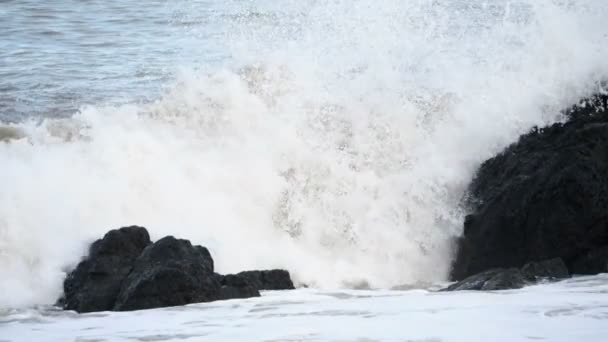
[0,0,533,122]
[0,0,232,121]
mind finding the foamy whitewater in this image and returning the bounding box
[3,275,608,341]
[1,0,608,340]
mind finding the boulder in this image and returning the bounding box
[219,274,261,300]
[521,258,569,280]
[443,268,526,291]
[480,269,526,290]
[61,226,151,313]
[113,236,220,311]
[232,269,296,290]
[60,227,295,313]
[451,94,608,280]
[570,246,608,275]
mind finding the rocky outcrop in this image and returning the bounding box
[444,257,569,291]
[219,274,261,300]
[451,94,608,281]
[59,227,294,313]
[61,226,151,313]
[227,270,295,290]
[443,268,526,291]
[521,258,569,281]
[215,269,295,300]
[113,236,222,311]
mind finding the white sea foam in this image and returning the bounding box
[1,0,608,308]
[2,275,608,341]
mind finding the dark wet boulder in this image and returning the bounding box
[113,236,221,311]
[61,226,151,313]
[218,273,261,300]
[60,228,294,313]
[216,269,295,299]
[443,269,504,291]
[443,268,526,291]
[451,94,608,280]
[521,258,569,281]
[480,268,526,290]
[233,269,295,290]
[570,246,608,275]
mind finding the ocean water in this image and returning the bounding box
[1,0,608,339]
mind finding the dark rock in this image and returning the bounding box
[480,268,526,290]
[451,94,608,280]
[113,236,221,311]
[443,268,526,291]
[218,274,261,300]
[521,258,569,280]
[60,228,293,313]
[571,246,608,274]
[233,269,295,290]
[61,226,151,313]
[216,269,295,299]
[443,269,504,291]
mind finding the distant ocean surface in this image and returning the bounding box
[1,1,608,340]
[0,0,233,121]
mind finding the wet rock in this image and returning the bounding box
[443,269,504,291]
[61,226,151,313]
[443,268,525,291]
[451,94,608,280]
[521,258,569,280]
[233,269,296,290]
[219,274,261,300]
[113,236,220,311]
[571,246,608,275]
[480,268,526,290]
[60,227,294,313]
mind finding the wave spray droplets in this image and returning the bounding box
[1,0,608,308]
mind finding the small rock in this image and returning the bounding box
[480,268,526,290]
[521,258,569,280]
[444,268,526,291]
[219,274,261,300]
[443,269,503,291]
[233,269,295,290]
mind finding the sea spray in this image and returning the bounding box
[1,0,608,308]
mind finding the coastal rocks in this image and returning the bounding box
[444,257,569,291]
[521,258,569,281]
[229,270,296,290]
[444,268,526,291]
[481,269,527,290]
[59,227,294,313]
[61,226,151,313]
[113,236,221,311]
[216,270,295,300]
[451,94,608,281]
[219,274,261,300]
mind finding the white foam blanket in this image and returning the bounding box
[2,274,607,342]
